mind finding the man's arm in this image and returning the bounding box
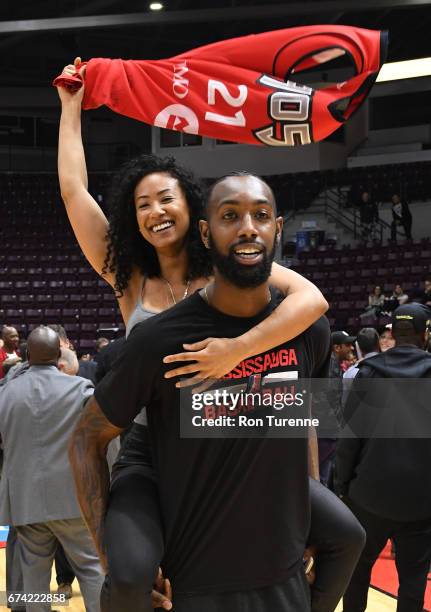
[69,396,123,570]
[334,437,362,497]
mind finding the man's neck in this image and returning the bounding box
[208,273,271,317]
[29,361,57,367]
[4,345,15,354]
[395,341,423,349]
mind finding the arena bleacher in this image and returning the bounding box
[1,165,429,351]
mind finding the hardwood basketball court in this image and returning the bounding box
[0,549,396,611]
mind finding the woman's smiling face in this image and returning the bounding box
[134,172,191,250]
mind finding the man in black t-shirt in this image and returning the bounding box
[69,173,331,612]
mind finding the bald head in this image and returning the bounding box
[27,326,60,366]
[206,173,276,218]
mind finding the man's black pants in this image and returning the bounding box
[391,219,412,241]
[343,499,431,612]
[100,466,365,612]
[55,543,75,585]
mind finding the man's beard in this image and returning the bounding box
[209,235,276,288]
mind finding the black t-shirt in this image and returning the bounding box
[95,291,330,595]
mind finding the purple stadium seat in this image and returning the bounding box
[62,308,79,321]
[6,309,24,322]
[35,295,52,307]
[85,294,101,304]
[44,308,59,319]
[52,295,67,305]
[31,279,47,289]
[25,309,44,324]
[81,308,98,321]
[19,294,35,306]
[79,339,96,351]
[2,295,18,308]
[64,323,79,334]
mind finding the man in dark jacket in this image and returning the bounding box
[391,193,412,242]
[318,331,356,487]
[336,303,431,612]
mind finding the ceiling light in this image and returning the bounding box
[150,2,164,9]
[377,57,431,82]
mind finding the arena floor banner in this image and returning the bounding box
[53,25,388,146]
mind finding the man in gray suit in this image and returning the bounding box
[0,326,104,612]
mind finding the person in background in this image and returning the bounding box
[340,350,356,373]
[358,192,379,246]
[56,345,81,600]
[0,326,20,380]
[424,279,431,307]
[77,352,98,384]
[342,328,380,406]
[385,284,409,313]
[336,303,431,612]
[392,284,409,307]
[95,337,126,384]
[94,338,110,364]
[359,286,385,323]
[1,342,27,385]
[58,347,80,377]
[390,194,412,242]
[318,330,356,487]
[379,324,395,352]
[2,325,92,601]
[0,326,104,612]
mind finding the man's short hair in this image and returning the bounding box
[357,328,380,355]
[46,324,68,344]
[95,337,109,351]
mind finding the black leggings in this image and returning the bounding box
[102,424,365,612]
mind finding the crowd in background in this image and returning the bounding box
[349,190,414,247]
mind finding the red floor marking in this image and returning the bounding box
[371,541,431,611]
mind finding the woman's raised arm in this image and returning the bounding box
[57,59,113,285]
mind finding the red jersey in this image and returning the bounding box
[53,25,387,146]
[0,348,19,380]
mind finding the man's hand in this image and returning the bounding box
[152,568,172,610]
[304,546,316,585]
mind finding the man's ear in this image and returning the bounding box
[199,219,210,249]
[276,216,283,243]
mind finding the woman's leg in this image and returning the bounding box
[101,422,165,612]
[101,468,164,612]
[309,478,366,612]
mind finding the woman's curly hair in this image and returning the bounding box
[102,154,212,296]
